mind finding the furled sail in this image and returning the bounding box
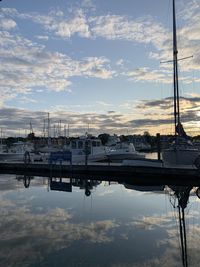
[176,122,187,137]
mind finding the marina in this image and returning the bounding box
[0,0,199,266]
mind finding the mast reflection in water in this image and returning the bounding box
[0,174,200,267]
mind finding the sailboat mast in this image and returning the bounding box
[47,112,51,147]
[173,0,180,135]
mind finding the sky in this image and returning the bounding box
[0,0,200,137]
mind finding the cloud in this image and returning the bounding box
[1,5,199,89]
[0,18,17,30]
[0,191,119,266]
[0,4,199,136]
[55,9,91,38]
[132,216,171,231]
[81,0,96,10]
[90,15,169,50]
[1,93,200,137]
[137,96,200,114]
[116,59,124,67]
[149,1,200,74]
[4,7,91,39]
[0,30,114,105]
[0,107,126,136]
[35,35,49,41]
[19,96,38,104]
[1,7,169,51]
[96,101,113,107]
[126,68,172,84]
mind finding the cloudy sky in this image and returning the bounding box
[0,0,199,136]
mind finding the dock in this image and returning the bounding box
[1,161,200,185]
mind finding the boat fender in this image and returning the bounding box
[194,155,200,169]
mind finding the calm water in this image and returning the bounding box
[0,174,200,267]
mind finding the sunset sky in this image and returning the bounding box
[0,0,199,137]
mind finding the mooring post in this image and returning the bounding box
[156,133,161,160]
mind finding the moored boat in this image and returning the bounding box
[161,0,199,166]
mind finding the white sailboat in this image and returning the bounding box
[162,0,199,166]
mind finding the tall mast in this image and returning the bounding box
[47,113,51,147]
[173,0,180,135]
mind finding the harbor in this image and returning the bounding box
[0,0,200,266]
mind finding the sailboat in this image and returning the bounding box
[162,0,199,166]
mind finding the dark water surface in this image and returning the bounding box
[0,174,200,267]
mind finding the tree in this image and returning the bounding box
[98,133,110,145]
[143,131,151,144]
[27,132,35,141]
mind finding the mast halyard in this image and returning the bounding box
[172,0,181,136]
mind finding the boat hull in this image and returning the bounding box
[107,152,145,162]
[162,149,199,166]
[0,153,24,162]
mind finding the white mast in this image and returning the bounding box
[47,113,51,147]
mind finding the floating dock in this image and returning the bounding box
[0,161,200,185]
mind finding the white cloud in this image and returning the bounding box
[0,194,119,266]
[126,67,172,84]
[90,15,169,50]
[2,7,169,50]
[116,59,124,66]
[35,35,49,41]
[55,9,91,38]
[149,1,200,74]
[0,30,114,106]
[96,101,113,107]
[14,8,91,39]
[1,5,199,79]
[0,18,17,30]
[19,96,38,104]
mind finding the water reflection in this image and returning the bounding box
[16,175,102,197]
[16,175,34,188]
[1,174,200,266]
[49,177,101,196]
[167,186,193,267]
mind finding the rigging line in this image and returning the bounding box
[160,56,193,64]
